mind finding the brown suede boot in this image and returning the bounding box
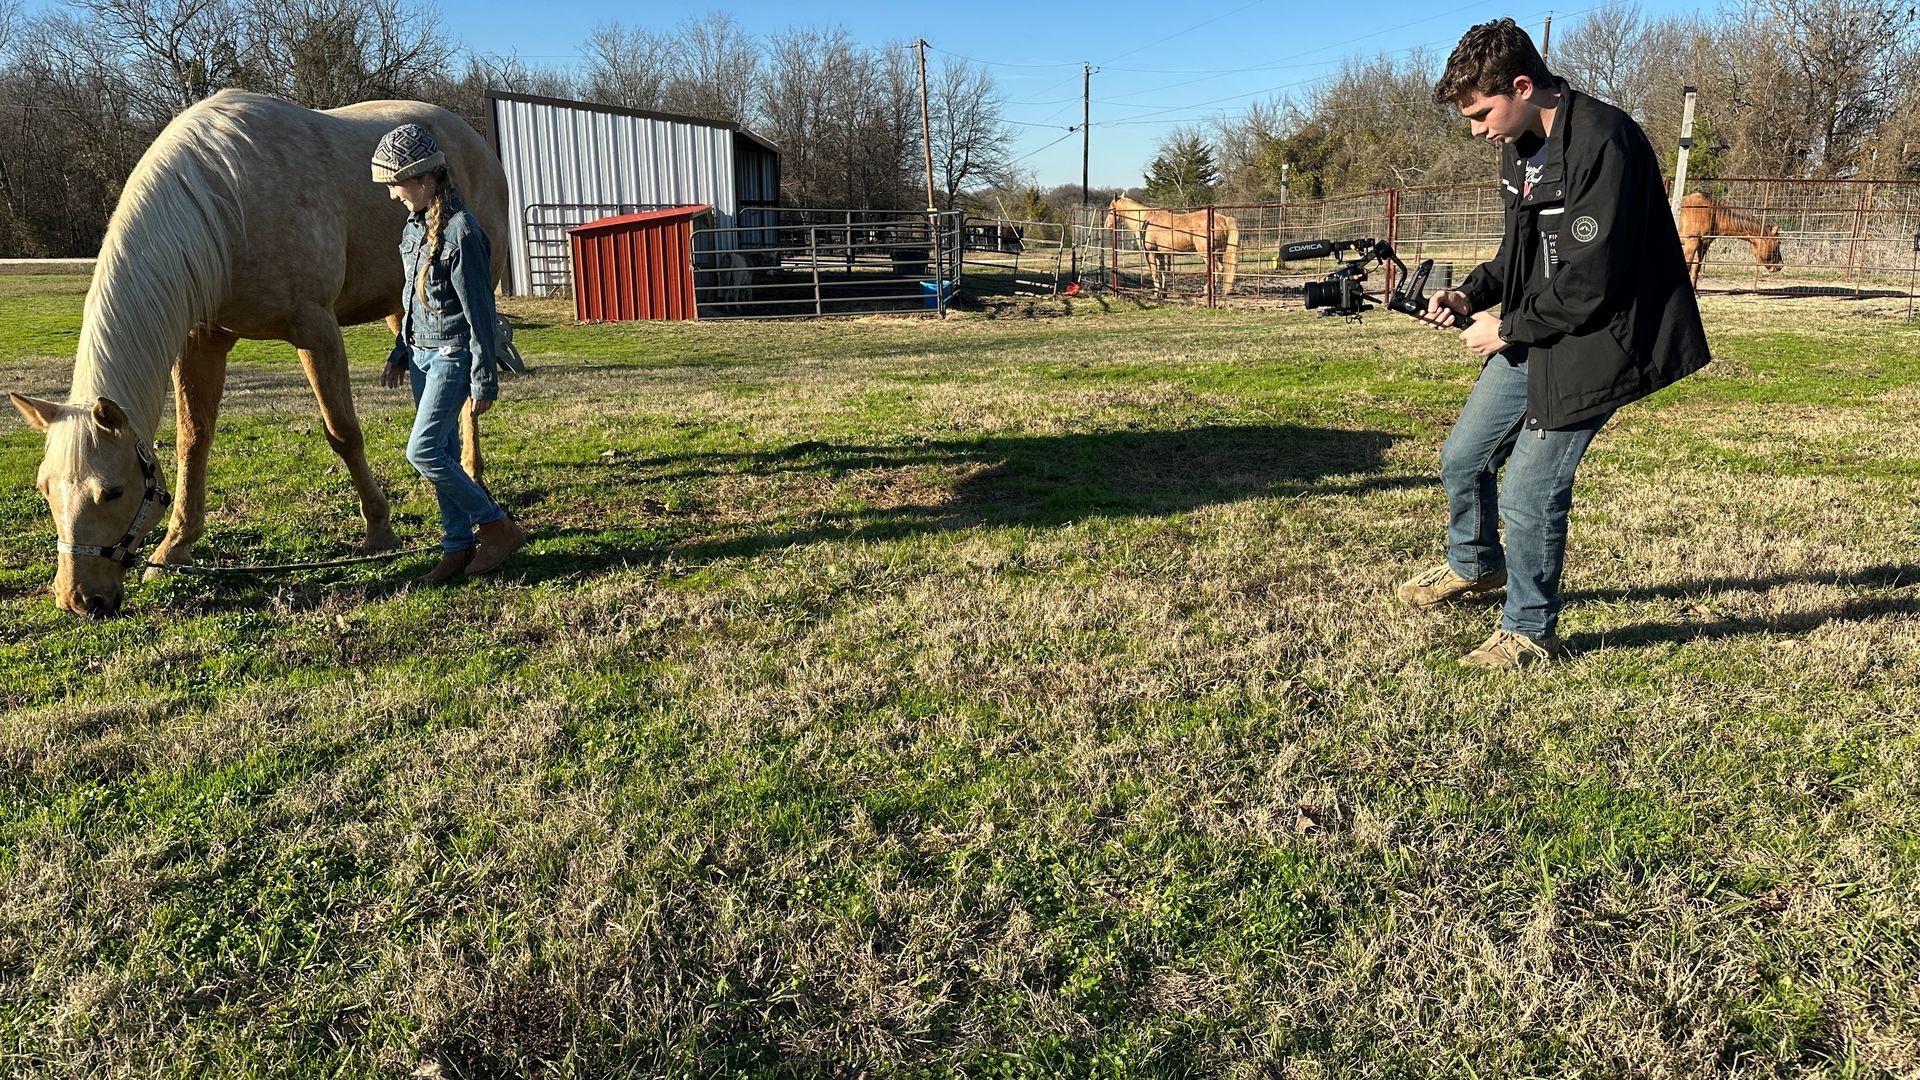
[421,547,473,584]
[466,517,527,575]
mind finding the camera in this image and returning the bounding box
[1285,238,1436,322]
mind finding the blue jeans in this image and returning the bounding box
[1440,351,1610,639]
[406,345,504,552]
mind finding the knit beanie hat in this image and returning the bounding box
[371,124,446,183]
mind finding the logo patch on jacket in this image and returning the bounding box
[1571,216,1600,243]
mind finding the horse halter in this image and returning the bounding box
[57,442,171,569]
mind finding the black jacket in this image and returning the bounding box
[1458,86,1710,430]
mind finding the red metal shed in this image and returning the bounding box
[568,205,712,321]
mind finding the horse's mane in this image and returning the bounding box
[1697,193,1773,237]
[71,93,257,442]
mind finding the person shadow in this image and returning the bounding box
[507,423,1425,578]
[1559,563,1920,651]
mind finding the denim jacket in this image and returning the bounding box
[386,197,501,400]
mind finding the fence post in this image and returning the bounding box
[809,226,822,317]
[1383,188,1402,297]
[1847,182,1872,293]
[1205,206,1217,308]
[1109,216,1119,293]
[1670,86,1697,218]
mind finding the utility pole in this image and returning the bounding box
[1081,63,1091,207]
[916,40,945,313]
[917,39,936,214]
[1670,85,1697,217]
[1541,13,1552,58]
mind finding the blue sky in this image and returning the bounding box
[23,0,1715,187]
[443,0,1715,188]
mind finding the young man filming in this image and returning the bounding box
[1400,18,1710,668]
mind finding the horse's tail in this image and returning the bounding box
[1220,216,1240,295]
[461,402,485,487]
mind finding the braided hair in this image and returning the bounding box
[416,166,462,310]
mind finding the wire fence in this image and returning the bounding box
[688,208,967,319]
[1055,177,1920,311]
[514,177,1920,321]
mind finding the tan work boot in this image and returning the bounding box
[466,517,527,575]
[1396,564,1507,609]
[420,547,473,584]
[1459,628,1563,669]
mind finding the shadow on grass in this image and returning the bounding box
[506,423,1417,581]
[1563,562,1920,650]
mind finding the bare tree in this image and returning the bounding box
[0,9,149,255]
[662,12,758,125]
[760,26,915,208]
[463,52,575,99]
[928,55,1014,209]
[1753,0,1917,175]
[1263,49,1488,198]
[1554,5,1651,118]
[68,0,246,123]
[582,20,668,111]
[1212,96,1289,201]
[236,0,453,109]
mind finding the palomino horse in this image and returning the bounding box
[1678,191,1782,288]
[9,90,509,617]
[1106,196,1241,296]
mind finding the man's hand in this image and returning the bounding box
[469,397,494,417]
[1418,288,1472,329]
[380,362,406,390]
[1459,311,1508,358]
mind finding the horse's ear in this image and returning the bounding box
[90,396,130,436]
[9,393,62,433]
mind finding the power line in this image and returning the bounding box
[922,45,1080,70]
[1008,128,1080,164]
[1095,0,1270,66]
[1061,0,1623,131]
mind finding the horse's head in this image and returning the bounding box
[1755,225,1783,273]
[9,393,170,618]
[1104,198,1120,230]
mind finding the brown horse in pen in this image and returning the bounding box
[1106,196,1240,296]
[1677,192,1782,287]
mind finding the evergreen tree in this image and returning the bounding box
[1142,129,1219,206]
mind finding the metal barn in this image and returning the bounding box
[487,91,780,296]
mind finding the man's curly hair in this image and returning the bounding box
[1432,18,1556,107]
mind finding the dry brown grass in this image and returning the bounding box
[3,282,1920,1076]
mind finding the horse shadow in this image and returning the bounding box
[505,423,1421,580]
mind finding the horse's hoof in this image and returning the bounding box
[143,556,190,581]
[362,529,401,555]
[146,542,194,580]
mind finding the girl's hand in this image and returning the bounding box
[381,362,406,390]
[469,397,494,416]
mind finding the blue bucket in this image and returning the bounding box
[920,280,955,308]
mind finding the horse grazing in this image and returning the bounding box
[1106,196,1240,296]
[9,90,509,617]
[1678,191,1782,287]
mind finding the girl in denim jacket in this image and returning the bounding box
[371,124,526,581]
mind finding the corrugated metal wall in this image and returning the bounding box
[491,93,762,296]
[570,208,703,322]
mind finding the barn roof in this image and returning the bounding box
[484,91,780,154]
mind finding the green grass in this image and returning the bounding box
[4,278,1920,1077]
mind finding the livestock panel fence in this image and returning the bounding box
[1062,177,1920,311]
